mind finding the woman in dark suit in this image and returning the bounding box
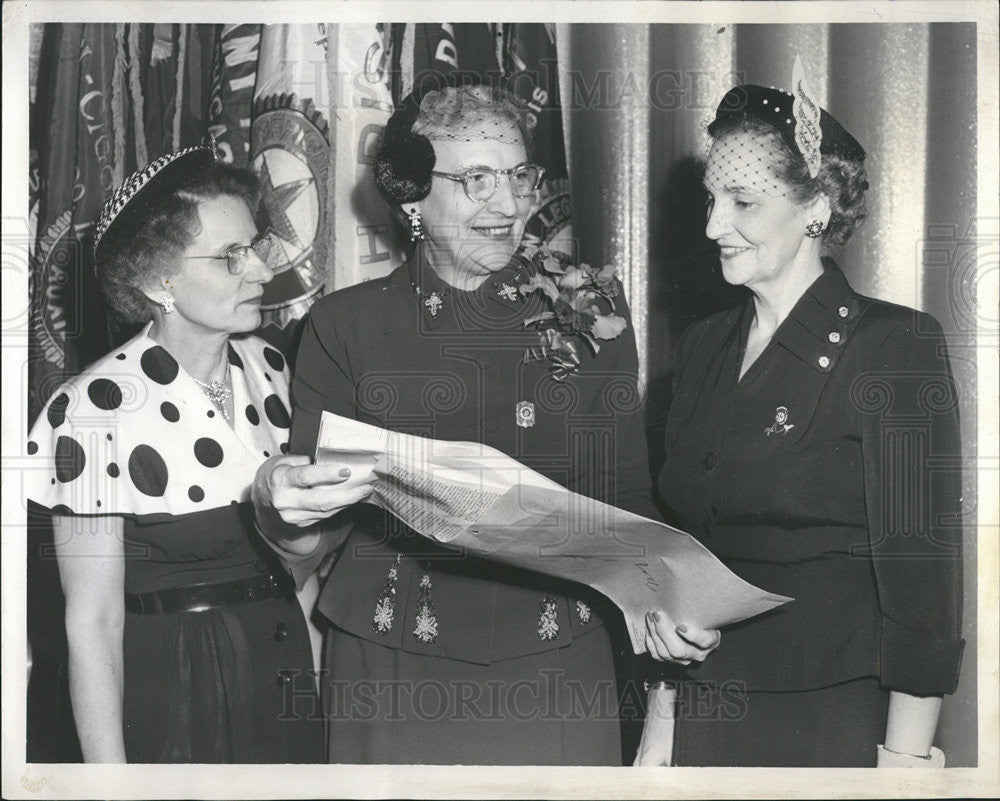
[251,83,681,764]
[639,82,964,767]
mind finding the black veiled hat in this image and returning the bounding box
[93,145,218,261]
[712,84,866,164]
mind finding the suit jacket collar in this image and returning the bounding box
[767,258,861,374]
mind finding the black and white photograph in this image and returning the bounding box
[2,2,997,798]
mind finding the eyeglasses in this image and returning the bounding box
[186,232,275,275]
[430,162,545,203]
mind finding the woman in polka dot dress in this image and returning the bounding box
[26,148,324,763]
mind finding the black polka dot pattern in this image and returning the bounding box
[140,346,179,385]
[194,438,224,468]
[128,445,169,496]
[264,394,290,428]
[227,344,244,370]
[29,330,293,515]
[263,347,285,372]
[88,378,123,410]
[55,436,86,483]
[47,393,70,429]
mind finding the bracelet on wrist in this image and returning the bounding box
[881,745,931,759]
[876,744,946,768]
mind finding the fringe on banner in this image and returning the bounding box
[400,23,414,100]
[173,24,186,151]
[112,23,126,186]
[127,23,148,165]
[150,23,173,65]
[324,23,339,293]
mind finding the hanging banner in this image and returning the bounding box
[504,23,574,257]
[401,22,499,99]
[208,24,260,166]
[327,23,404,290]
[29,23,118,422]
[249,24,331,352]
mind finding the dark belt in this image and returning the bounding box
[125,571,290,615]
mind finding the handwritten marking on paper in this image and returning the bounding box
[635,561,660,592]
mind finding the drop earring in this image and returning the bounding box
[407,207,424,242]
[804,219,826,238]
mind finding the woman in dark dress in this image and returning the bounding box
[639,81,964,767]
[251,84,677,764]
[26,147,324,763]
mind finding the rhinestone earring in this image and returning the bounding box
[407,207,424,242]
[159,293,175,314]
[805,219,826,239]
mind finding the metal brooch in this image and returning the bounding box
[764,406,795,437]
[516,400,535,428]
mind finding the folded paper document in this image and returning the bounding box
[316,411,791,653]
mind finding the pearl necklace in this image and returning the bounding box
[191,362,232,420]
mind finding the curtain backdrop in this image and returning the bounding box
[26,21,978,765]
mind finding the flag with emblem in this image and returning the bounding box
[248,24,333,354]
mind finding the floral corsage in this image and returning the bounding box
[518,238,628,380]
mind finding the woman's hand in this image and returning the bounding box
[645,610,721,665]
[252,455,375,551]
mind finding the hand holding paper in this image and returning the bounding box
[251,453,375,550]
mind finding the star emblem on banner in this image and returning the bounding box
[258,157,313,249]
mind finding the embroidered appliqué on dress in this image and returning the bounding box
[412,574,439,643]
[538,595,560,641]
[372,555,401,634]
[576,600,591,624]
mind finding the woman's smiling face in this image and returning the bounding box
[703,131,825,293]
[414,137,533,285]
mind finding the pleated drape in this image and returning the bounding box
[558,21,978,766]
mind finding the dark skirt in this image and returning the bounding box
[672,676,889,767]
[324,624,622,765]
[122,593,325,763]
